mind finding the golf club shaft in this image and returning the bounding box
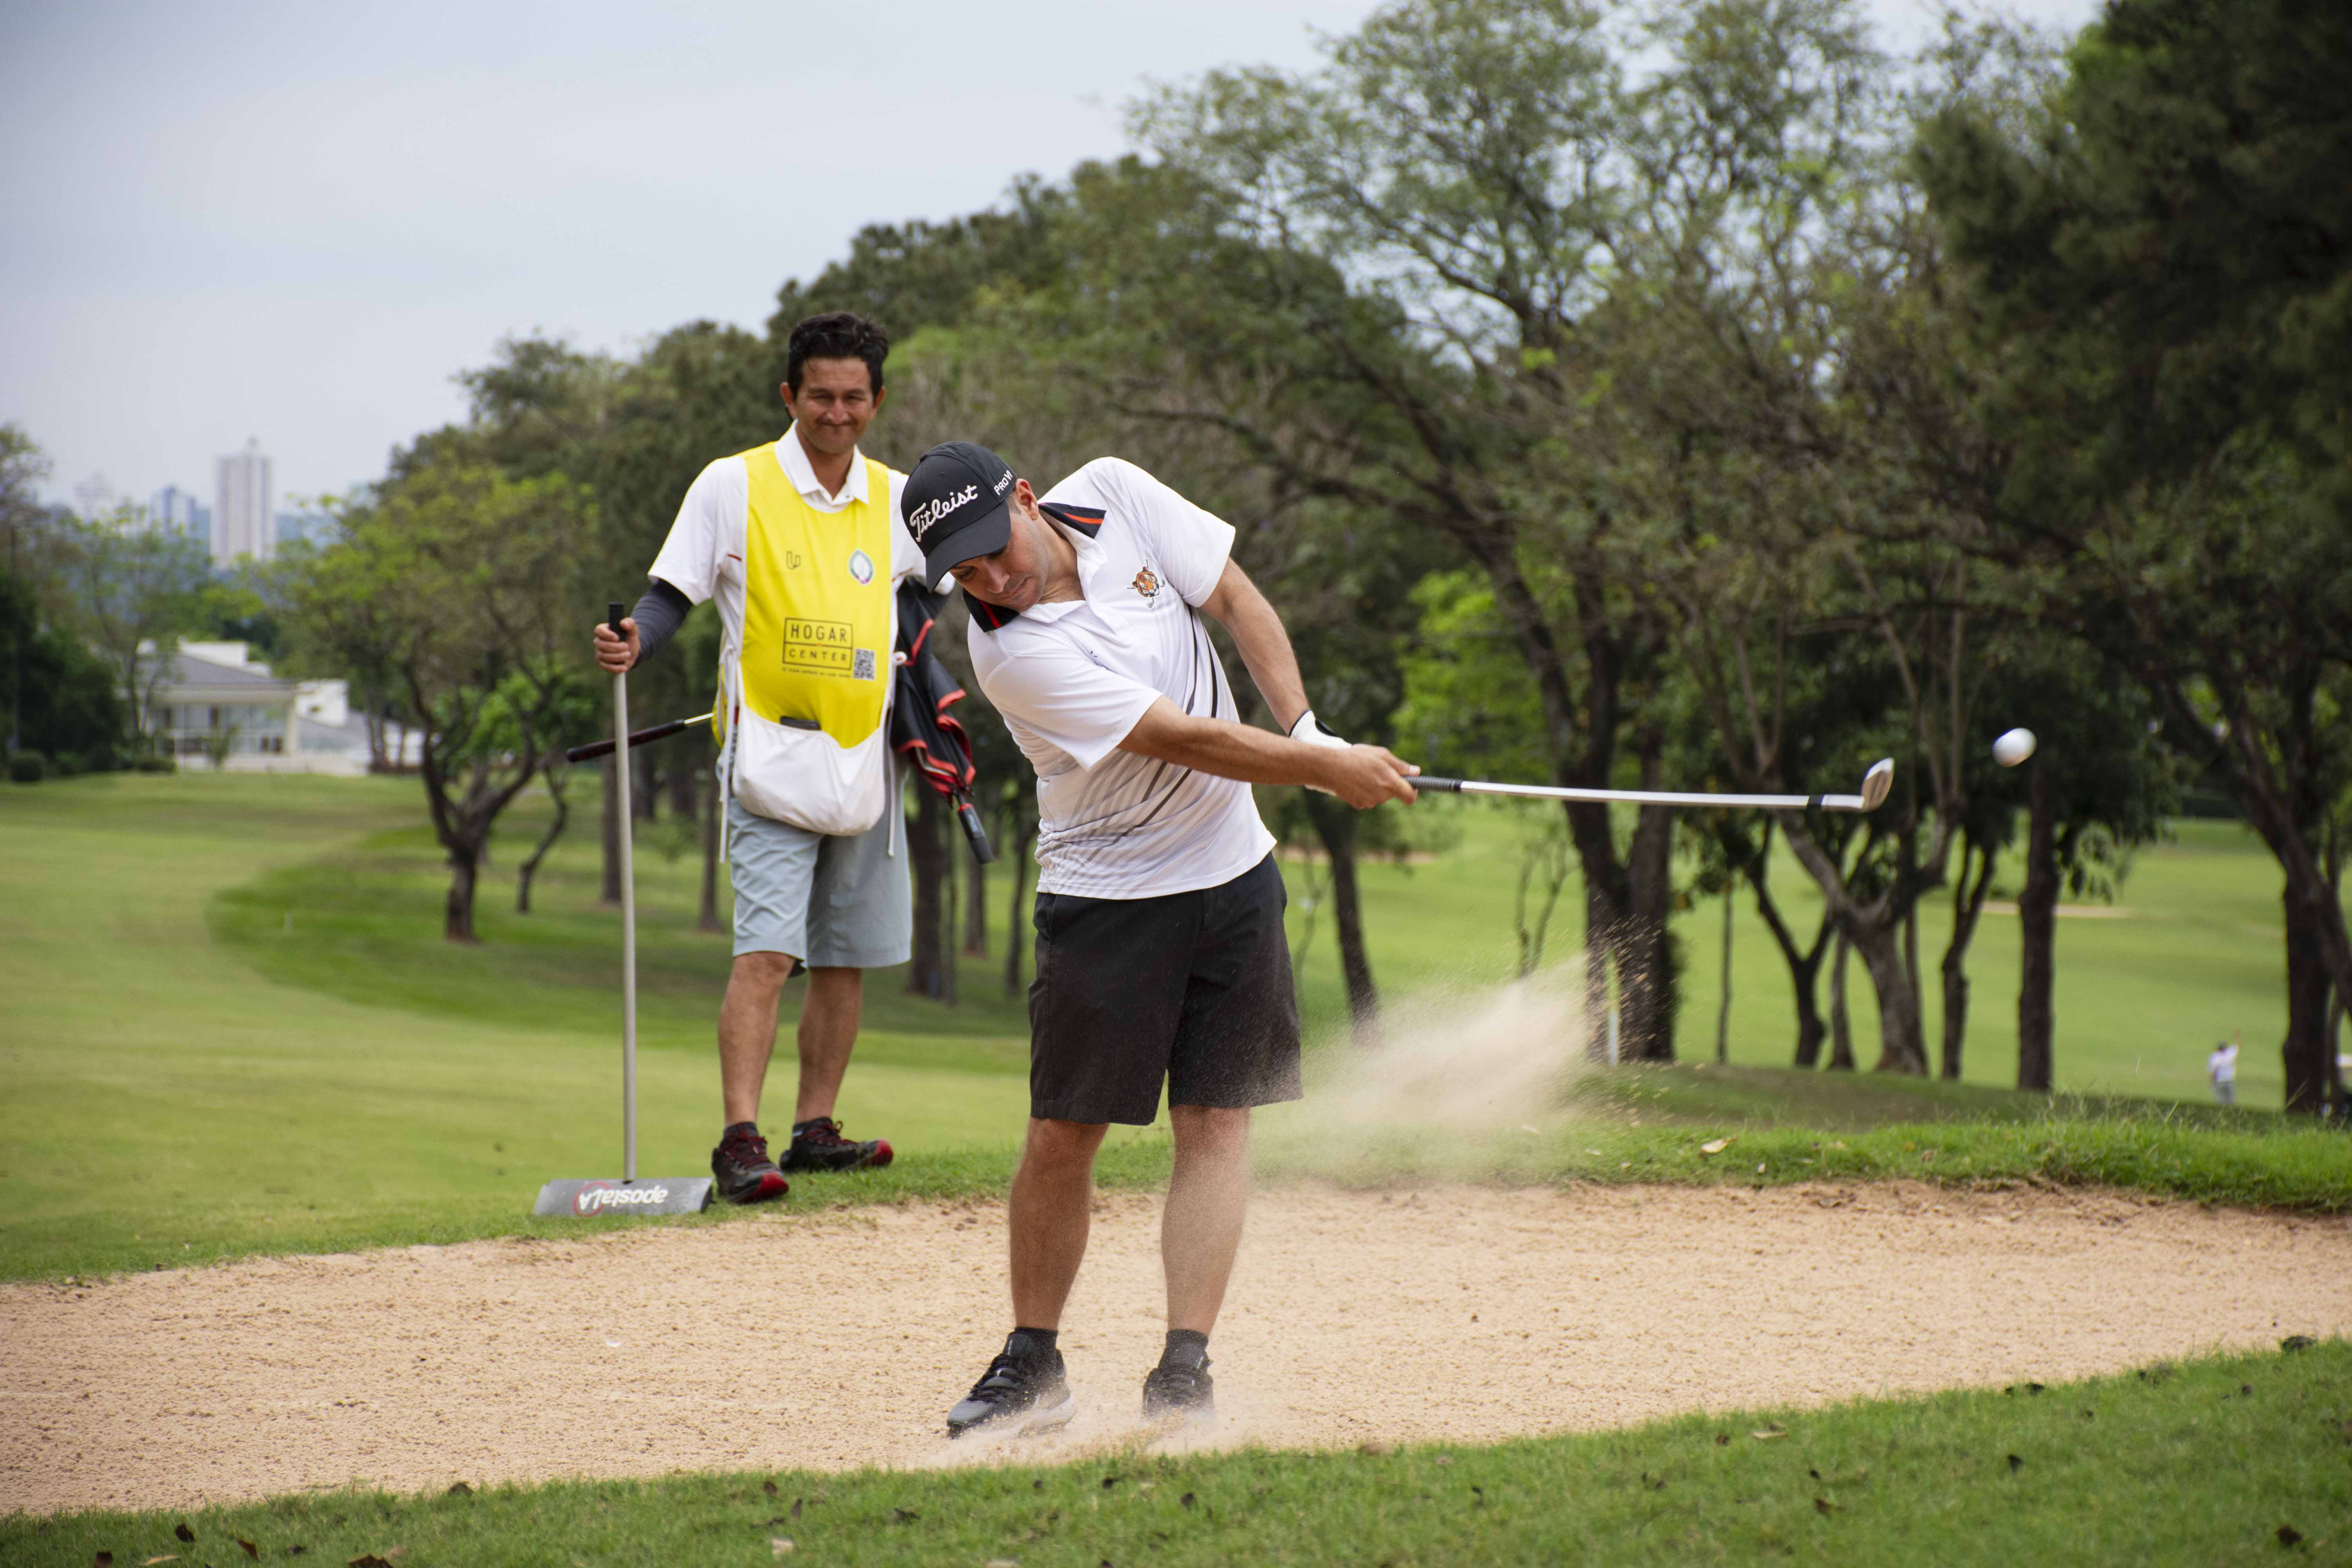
[1413,779,1873,811]
[609,603,638,1183]
[566,712,713,765]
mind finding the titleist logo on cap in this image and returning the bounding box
[907,484,978,540]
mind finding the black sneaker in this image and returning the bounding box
[780,1116,894,1172]
[709,1123,789,1205]
[1142,1350,1214,1425]
[946,1332,1076,1439]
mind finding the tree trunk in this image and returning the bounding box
[2327,981,2347,1121]
[1746,828,1831,1067]
[1827,921,1856,1071]
[2017,760,2058,1092]
[1004,807,1036,1001]
[2283,884,2333,1114]
[1715,884,1733,1064]
[907,786,948,1000]
[669,751,698,822]
[1303,791,1379,1028]
[633,748,657,822]
[1618,795,1677,1062]
[698,768,724,935]
[515,758,570,914]
[445,844,481,944]
[1940,839,1995,1081]
[1857,916,1929,1074]
[1582,874,1614,1063]
[599,755,623,907]
[963,815,989,956]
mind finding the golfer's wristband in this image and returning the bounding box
[630,579,693,664]
[1289,710,1350,750]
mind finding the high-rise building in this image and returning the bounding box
[214,438,274,566]
[150,484,212,549]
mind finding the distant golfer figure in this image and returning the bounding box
[591,312,925,1203]
[903,442,1420,1436]
[2208,1033,2240,1106]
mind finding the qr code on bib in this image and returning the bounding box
[853,648,877,681]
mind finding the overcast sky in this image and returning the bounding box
[1,0,2099,512]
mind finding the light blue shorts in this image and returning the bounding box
[726,795,912,968]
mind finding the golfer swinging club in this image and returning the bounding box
[903,442,1420,1434]
[592,312,924,1203]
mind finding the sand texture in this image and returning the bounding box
[5,1181,2347,1514]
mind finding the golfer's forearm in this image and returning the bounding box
[1118,703,1337,789]
[1200,562,1307,731]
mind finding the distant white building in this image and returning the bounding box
[149,484,212,548]
[214,439,275,566]
[143,641,417,775]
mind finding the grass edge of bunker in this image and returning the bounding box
[5,1340,2345,1566]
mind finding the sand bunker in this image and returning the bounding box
[4,1181,2347,1515]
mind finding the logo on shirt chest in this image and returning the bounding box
[1131,566,1162,604]
[848,548,874,585]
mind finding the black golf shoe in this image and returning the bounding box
[946,1332,1076,1439]
[1141,1349,1214,1426]
[710,1123,789,1205]
[780,1116,894,1172]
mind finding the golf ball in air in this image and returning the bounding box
[1993,728,2037,767]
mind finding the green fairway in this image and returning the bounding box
[0,773,1037,1283]
[7,1339,2345,1565]
[4,772,2346,1284]
[1294,803,2341,1107]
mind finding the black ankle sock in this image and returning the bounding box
[1009,1327,1059,1358]
[1161,1328,1209,1367]
[723,1120,758,1138]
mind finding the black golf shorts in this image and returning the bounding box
[1027,853,1303,1126]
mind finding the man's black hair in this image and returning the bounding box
[785,311,889,395]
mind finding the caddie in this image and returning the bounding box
[899,442,1420,1436]
[592,312,923,1203]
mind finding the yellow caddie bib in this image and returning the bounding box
[724,447,897,834]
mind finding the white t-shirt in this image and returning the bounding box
[647,426,925,791]
[2209,1044,2238,1082]
[966,457,1276,900]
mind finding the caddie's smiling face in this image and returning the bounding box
[950,480,1053,612]
[780,357,882,459]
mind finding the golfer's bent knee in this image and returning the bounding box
[1024,1118,1107,1167]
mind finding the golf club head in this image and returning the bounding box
[1858,758,1894,811]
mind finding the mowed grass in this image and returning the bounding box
[4,772,2347,1285]
[1299,804,2345,1107]
[0,773,1043,1283]
[7,1340,2347,1565]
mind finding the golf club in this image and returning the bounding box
[532,603,713,1218]
[1412,757,1895,813]
[566,711,715,765]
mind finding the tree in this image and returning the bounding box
[53,509,212,748]
[1920,0,2352,1111]
[281,458,591,941]
[475,666,602,913]
[0,565,125,764]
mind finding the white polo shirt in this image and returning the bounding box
[965,457,1276,900]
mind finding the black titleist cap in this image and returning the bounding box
[903,441,1017,586]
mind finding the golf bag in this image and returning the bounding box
[891,580,994,865]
